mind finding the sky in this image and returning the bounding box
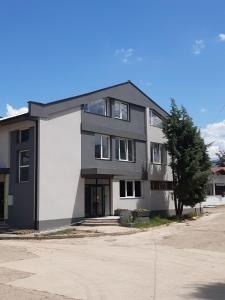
[0,0,225,158]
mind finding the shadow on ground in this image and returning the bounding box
[189,283,225,300]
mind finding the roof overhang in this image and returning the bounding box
[81,168,145,179]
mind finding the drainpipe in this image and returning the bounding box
[34,119,39,230]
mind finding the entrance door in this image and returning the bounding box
[85,184,110,218]
[0,183,4,220]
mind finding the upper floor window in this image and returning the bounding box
[114,101,129,121]
[84,99,109,116]
[149,110,163,128]
[150,142,166,164]
[18,150,30,183]
[17,129,30,144]
[95,134,110,160]
[115,138,134,162]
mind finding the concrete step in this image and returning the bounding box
[82,217,120,226]
[81,222,119,227]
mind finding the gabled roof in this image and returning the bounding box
[0,81,169,124]
[29,80,169,118]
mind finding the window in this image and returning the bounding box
[84,99,109,116]
[151,181,173,190]
[151,143,165,164]
[114,101,129,120]
[95,134,110,159]
[115,138,134,161]
[149,110,163,128]
[18,150,30,182]
[16,129,30,144]
[120,180,142,198]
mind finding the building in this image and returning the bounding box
[0,81,181,230]
[205,167,225,206]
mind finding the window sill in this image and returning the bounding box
[120,197,142,199]
[95,157,111,161]
[117,159,134,163]
[114,117,130,122]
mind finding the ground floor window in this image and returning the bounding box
[151,181,173,191]
[215,184,225,196]
[120,180,142,198]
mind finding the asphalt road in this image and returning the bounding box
[0,207,225,299]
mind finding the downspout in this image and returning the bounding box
[34,119,39,230]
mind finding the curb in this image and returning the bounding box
[0,230,141,241]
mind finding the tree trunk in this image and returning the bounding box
[177,200,183,219]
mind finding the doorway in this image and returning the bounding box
[85,179,110,218]
[0,182,4,220]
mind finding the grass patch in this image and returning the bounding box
[46,228,77,236]
[133,212,201,229]
[133,216,174,229]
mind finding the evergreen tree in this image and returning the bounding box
[163,99,211,217]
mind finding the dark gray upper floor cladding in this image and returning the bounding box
[81,131,147,179]
[81,101,146,141]
[28,81,168,119]
[8,127,36,229]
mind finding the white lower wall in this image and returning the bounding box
[38,109,84,221]
[111,180,149,213]
[149,190,174,211]
[204,196,225,206]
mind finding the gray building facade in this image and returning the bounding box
[0,81,178,230]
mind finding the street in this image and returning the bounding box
[0,207,225,299]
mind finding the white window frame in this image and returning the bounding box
[95,134,110,160]
[149,110,163,128]
[18,150,30,183]
[116,138,134,162]
[151,143,163,164]
[120,180,142,198]
[114,101,129,121]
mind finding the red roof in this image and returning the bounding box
[211,167,225,174]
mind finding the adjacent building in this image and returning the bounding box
[0,81,177,229]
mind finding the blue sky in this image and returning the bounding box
[0,0,225,155]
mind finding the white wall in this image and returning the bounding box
[38,108,84,221]
[146,107,174,211]
[111,180,149,212]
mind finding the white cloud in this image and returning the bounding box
[201,119,225,159]
[5,104,28,117]
[200,108,207,113]
[139,79,152,87]
[114,48,143,64]
[192,40,205,55]
[218,33,225,41]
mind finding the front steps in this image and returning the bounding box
[81,216,120,226]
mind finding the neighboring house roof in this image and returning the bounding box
[0,113,30,125]
[0,80,169,124]
[211,167,225,175]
